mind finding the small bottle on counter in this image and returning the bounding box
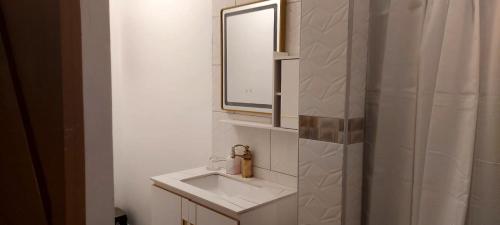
[225,154,241,175]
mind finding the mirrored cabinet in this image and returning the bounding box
[219,0,298,133]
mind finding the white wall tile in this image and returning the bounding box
[254,166,298,188]
[298,139,343,225]
[240,194,298,225]
[297,0,368,224]
[211,109,301,177]
[236,0,301,6]
[212,112,272,169]
[236,126,271,169]
[299,0,349,118]
[286,2,301,56]
[236,0,303,5]
[271,131,299,176]
[235,0,260,5]
[345,143,363,225]
[348,0,369,119]
[213,0,235,17]
[345,0,368,221]
[297,3,352,223]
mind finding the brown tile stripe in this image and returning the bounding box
[299,116,364,144]
[347,117,364,144]
[299,116,344,143]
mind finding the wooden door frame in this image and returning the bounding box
[0,0,86,224]
[61,0,86,224]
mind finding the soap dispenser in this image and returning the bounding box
[225,151,241,175]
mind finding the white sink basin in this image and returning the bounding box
[151,167,296,216]
[182,174,281,204]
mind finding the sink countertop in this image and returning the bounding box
[151,167,297,218]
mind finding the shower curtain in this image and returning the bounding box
[363,0,500,225]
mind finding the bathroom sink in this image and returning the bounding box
[182,174,280,204]
[151,167,296,216]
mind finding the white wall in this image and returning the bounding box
[81,0,115,224]
[110,1,213,225]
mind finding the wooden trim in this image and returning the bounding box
[60,0,86,224]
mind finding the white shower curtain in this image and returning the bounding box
[363,0,500,225]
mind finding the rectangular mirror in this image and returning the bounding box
[221,0,285,113]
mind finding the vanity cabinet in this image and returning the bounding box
[152,185,238,225]
[196,205,237,225]
[152,185,182,225]
[151,168,297,225]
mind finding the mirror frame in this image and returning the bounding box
[220,0,286,114]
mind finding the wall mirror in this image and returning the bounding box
[221,0,285,113]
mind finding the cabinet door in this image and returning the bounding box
[182,198,197,225]
[151,185,182,225]
[196,205,238,225]
[280,59,299,129]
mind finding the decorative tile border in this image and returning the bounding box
[299,116,344,143]
[347,117,364,144]
[299,115,363,144]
